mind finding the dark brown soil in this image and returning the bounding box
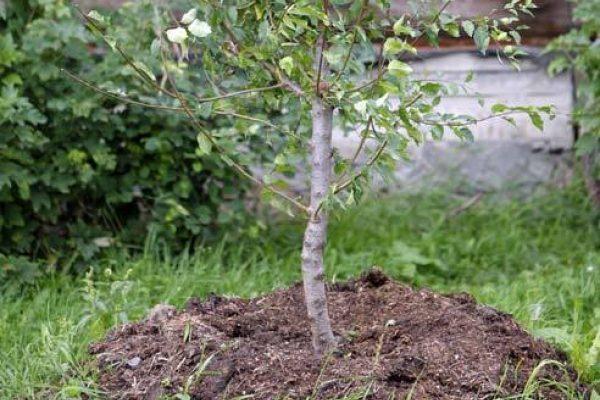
[90,269,584,399]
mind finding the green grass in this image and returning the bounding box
[0,185,599,399]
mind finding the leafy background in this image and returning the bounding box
[547,0,600,205]
[0,0,266,282]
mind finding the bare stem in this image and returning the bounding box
[301,25,336,357]
[195,84,284,103]
[62,69,182,111]
[333,137,388,195]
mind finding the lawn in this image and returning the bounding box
[0,185,598,399]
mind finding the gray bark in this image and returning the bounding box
[301,34,336,357]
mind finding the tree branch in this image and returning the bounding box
[62,69,183,111]
[157,40,309,214]
[332,0,368,83]
[212,2,305,97]
[333,137,388,195]
[195,84,284,103]
[212,110,303,140]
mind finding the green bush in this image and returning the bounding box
[547,0,600,205]
[0,1,256,280]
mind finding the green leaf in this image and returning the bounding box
[465,70,474,83]
[196,133,212,155]
[575,134,599,157]
[150,38,161,55]
[528,112,544,131]
[383,38,416,57]
[420,82,442,96]
[387,60,413,78]
[197,103,212,119]
[491,103,509,113]
[393,18,415,36]
[442,22,460,38]
[473,26,490,54]
[227,6,238,24]
[430,125,444,140]
[461,20,475,37]
[87,10,106,26]
[509,30,521,44]
[278,56,294,76]
[353,100,368,116]
[105,36,118,51]
[452,126,474,142]
[132,61,155,82]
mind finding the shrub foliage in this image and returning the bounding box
[547,0,600,206]
[0,1,254,279]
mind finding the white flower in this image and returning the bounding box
[180,8,197,25]
[166,27,188,44]
[188,20,212,38]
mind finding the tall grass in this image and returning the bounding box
[0,185,598,399]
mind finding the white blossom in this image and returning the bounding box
[166,27,188,44]
[188,20,212,38]
[180,8,197,25]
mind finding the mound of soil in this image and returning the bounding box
[90,269,583,399]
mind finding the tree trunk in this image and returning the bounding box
[301,33,336,357]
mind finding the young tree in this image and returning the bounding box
[76,0,551,356]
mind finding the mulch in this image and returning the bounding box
[90,268,586,399]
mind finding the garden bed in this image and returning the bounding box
[90,269,584,399]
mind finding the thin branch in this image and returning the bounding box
[195,84,284,103]
[347,118,372,168]
[333,39,399,187]
[158,40,309,214]
[332,0,368,83]
[81,7,280,106]
[420,110,534,127]
[334,117,373,185]
[77,7,179,100]
[345,76,379,94]
[410,0,453,47]
[315,0,330,97]
[213,110,303,140]
[80,3,308,214]
[65,69,304,147]
[315,31,327,97]
[346,39,385,95]
[314,127,388,216]
[265,63,305,96]
[62,69,183,111]
[211,1,304,97]
[333,137,388,195]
